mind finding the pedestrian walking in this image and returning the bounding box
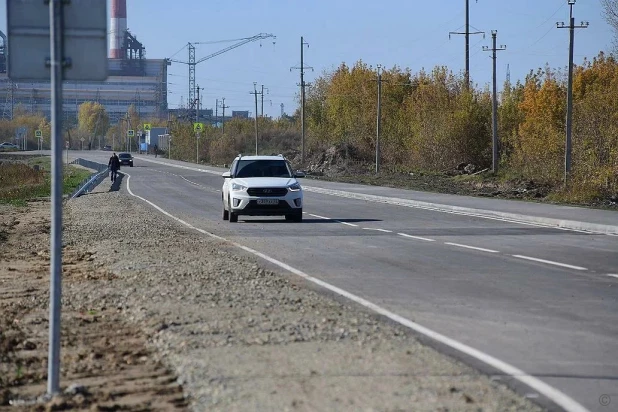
[108,152,120,182]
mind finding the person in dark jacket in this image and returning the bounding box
[108,152,120,182]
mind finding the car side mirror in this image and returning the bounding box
[294,171,306,178]
[222,171,231,178]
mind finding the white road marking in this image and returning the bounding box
[123,171,588,412]
[362,228,392,233]
[607,274,618,279]
[336,221,359,227]
[308,213,329,220]
[445,242,500,253]
[512,255,588,271]
[398,233,436,242]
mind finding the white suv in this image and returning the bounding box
[222,154,305,223]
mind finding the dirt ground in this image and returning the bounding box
[0,201,186,411]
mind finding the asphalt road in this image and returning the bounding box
[71,151,618,411]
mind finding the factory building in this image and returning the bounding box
[0,0,168,125]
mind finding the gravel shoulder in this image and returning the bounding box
[2,177,543,411]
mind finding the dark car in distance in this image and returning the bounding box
[118,152,134,167]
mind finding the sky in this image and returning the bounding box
[1,0,613,119]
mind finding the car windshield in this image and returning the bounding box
[235,160,292,178]
[118,153,131,158]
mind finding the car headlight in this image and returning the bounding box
[288,182,301,192]
[231,182,248,192]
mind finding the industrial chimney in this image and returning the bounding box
[109,0,127,58]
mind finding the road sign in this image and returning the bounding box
[143,124,152,131]
[193,122,204,133]
[35,130,42,138]
[7,0,108,81]
[80,137,85,142]
[127,129,135,137]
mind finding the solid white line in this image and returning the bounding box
[445,242,500,253]
[398,233,436,242]
[122,171,588,412]
[512,255,588,271]
[607,274,618,279]
[362,228,392,233]
[308,213,329,220]
[336,221,359,227]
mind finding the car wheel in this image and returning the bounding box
[286,210,303,222]
[130,164,133,167]
[222,205,229,220]
[229,212,238,223]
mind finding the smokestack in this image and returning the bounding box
[110,0,127,58]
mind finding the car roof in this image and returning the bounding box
[118,152,131,155]
[236,155,286,161]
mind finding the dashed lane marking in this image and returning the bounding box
[397,233,436,242]
[444,242,500,253]
[362,228,393,233]
[512,255,588,271]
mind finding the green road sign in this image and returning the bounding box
[35,130,42,138]
[143,124,152,131]
[193,122,204,133]
[127,129,135,137]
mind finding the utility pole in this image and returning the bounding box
[195,85,200,123]
[221,97,229,134]
[261,85,269,117]
[557,0,588,185]
[483,30,506,174]
[449,0,484,89]
[250,83,262,155]
[376,65,383,174]
[291,36,313,164]
[215,98,218,127]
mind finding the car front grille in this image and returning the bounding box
[247,187,288,197]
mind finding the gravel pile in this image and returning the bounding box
[62,180,542,411]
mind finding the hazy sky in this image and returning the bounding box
[1,0,612,118]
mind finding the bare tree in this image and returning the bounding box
[602,0,618,52]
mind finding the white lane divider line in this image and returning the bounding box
[309,213,359,227]
[445,242,500,253]
[607,274,618,279]
[308,213,329,220]
[179,175,220,193]
[336,221,359,227]
[123,171,588,412]
[512,255,588,271]
[398,233,436,242]
[362,228,393,233]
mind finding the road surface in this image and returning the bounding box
[70,151,618,411]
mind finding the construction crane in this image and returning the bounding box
[167,33,276,110]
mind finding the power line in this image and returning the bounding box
[449,0,485,89]
[291,36,313,164]
[249,83,262,155]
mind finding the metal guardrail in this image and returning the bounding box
[69,158,109,199]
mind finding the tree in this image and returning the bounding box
[602,0,618,52]
[77,102,109,147]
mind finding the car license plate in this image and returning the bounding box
[257,199,278,205]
